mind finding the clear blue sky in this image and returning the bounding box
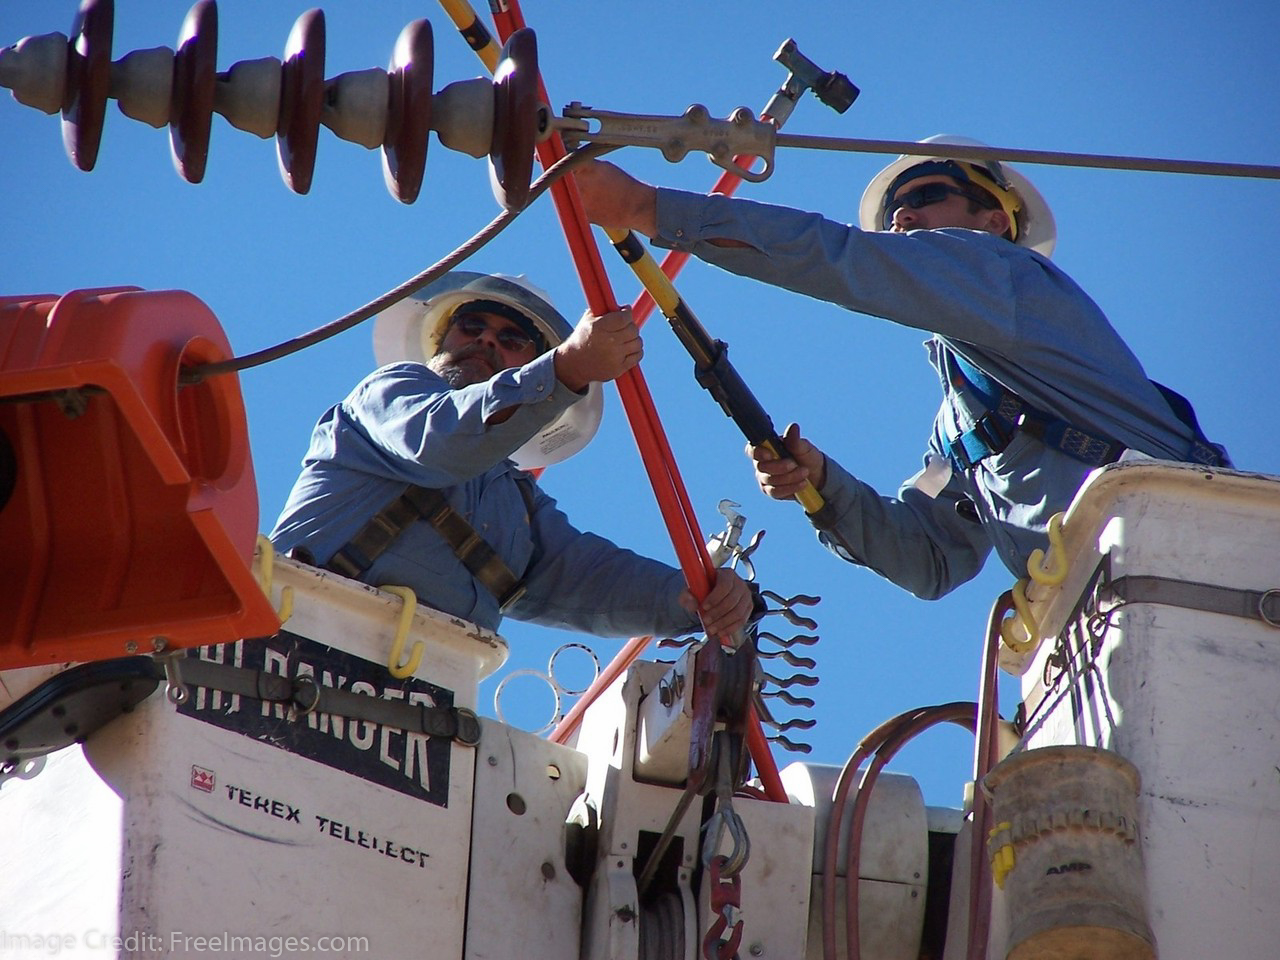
[3,0,1277,807]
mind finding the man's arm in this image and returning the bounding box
[342,357,577,486]
[573,161,659,238]
[749,423,991,599]
[576,160,1022,349]
[553,306,644,392]
[510,484,755,641]
[574,161,753,250]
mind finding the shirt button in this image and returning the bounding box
[536,384,544,392]
[675,229,685,238]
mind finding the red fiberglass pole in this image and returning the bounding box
[486,3,786,801]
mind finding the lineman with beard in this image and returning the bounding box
[272,271,755,639]
[573,137,1229,600]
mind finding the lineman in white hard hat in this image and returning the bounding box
[271,270,756,640]
[571,143,1227,601]
[858,134,1057,256]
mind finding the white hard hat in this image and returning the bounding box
[858,135,1057,256]
[372,271,603,470]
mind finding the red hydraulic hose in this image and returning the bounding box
[841,704,977,960]
[964,591,1012,960]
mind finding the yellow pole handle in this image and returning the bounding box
[436,0,502,72]
[603,227,827,516]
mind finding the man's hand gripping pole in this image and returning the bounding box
[607,230,828,515]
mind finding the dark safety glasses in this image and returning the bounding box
[882,182,997,229]
[451,311,539,353]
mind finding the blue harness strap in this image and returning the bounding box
[945,349,1230,472]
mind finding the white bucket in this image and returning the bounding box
[983,745,1155,960]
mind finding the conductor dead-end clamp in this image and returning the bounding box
[557,102,777,182]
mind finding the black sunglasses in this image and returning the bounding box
[451,311,538,353]
[883,182,996,229]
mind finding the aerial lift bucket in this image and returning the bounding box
[0,287,279,669]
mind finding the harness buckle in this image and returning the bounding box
[973,412,1014,452]
[498,583,528,612]
[950,412,1014,471]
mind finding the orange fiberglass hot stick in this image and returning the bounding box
[439,0,787,800]
[434,6,712,578]
[489,6,788,804]
[429,11,710,601]
[442,8,714,595]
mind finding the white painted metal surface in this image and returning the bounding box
[702,788,815,959]
[0,558,508,959]
[572,661,704,960]
[1011,462,1280,960]
[635,649,697,786]
[782,763,930,960]
[5,466,1276,959]
[465,723,589,960]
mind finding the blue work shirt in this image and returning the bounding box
[271,354,697,636]
[654,188,1216,599]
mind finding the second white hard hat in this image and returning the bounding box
[372,271,603,470]
[858,135,1057,257]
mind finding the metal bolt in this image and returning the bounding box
[749,943,764,956]
[487,756,498,766]
[658,679,673,707]
[151,636,168,652]
[124,641,138,654]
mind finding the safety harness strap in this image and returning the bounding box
[945,350,1228,472]
[326,484,527,610]
[946,350,1125,471]
[1102,575,1280,628]
[180,657,483,745]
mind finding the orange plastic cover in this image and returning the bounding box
[0,288,281,668]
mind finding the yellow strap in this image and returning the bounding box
[988,820,1016,889]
